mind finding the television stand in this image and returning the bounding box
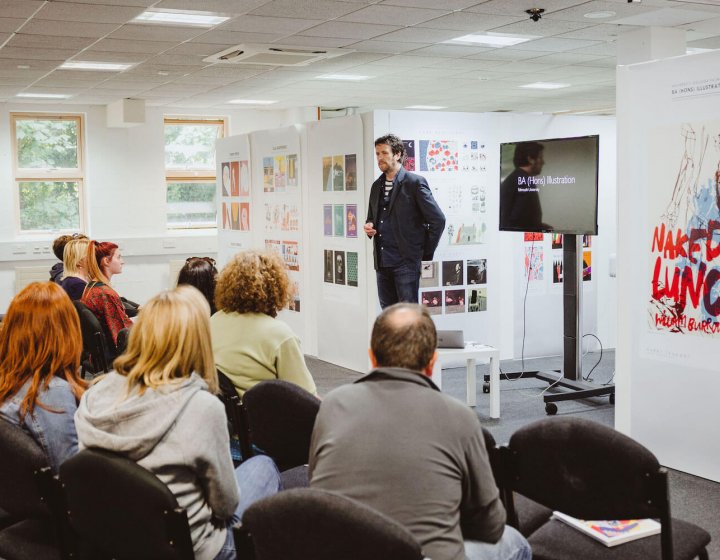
[483,234,614,414]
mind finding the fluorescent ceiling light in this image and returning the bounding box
[315,74,370,81]
[60,61,134,71]
[446,32,538,47]
[405,105,446,110]
[228,99,278,105]
[134,10,229,26]
[17,92,72,99]
[520,82,571,90]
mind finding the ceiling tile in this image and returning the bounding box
[55,0,156,6]
[0,59,58,71]
[558,23,636,41]
[108,23,206,42]
[90,38,179,53]
[190,29,282,44]
[406,44,494,57]
[418,12,524,32]
[163,42,232,56]
[0,46,79,61]
[8,33,98,50]
[0,17,24,32]
[34,2,144,23]
[298,21,400,40]
[0,1,44,19]
[464,0,591,16]
[611,7,717,26]
[71,51,151,63]
[250,0,360,19]
[155,0,270,11]
[338,5,448,25]
[219,15,322,34]
[274,35,356,47]
[381,0,478,9]
[21,19,119,37]
[486,18,594,36]
[509,37,604,52]
[372,27,464,43]
[348,39,429,53]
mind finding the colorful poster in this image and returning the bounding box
[263,157,274,192]
[420,261,439,288]
[287,154,298,188]
[552,234,563,249]
[442,260,464,286]
[289,280,300,312]
[583,250,591,282]
[468,287,487,312]
[445,289,465,314]
[230,161,240,196]
[274,155,286,191]
[231,202,240,230]
[221,162,231,197]
[345,154,357,190]
[552,257,563,283]
[324,250,333,283]
[322,156,332,191]
[332,155,344,191]
[524,246,544,281]
[283,241,299,271]
[419,139,458,172]
[323,205,333,236]
[421,290,442,315]
[222,202,230,230]
[239,202,250,231]
[466,259,487,284]
[524,232,543,242]
[447,220,486,245]
[239,160,250,196]
[403,140,415,171]
[347,251,358,287]
[346,204,358,238]
[334,250,345,285]
[333,204,344,237]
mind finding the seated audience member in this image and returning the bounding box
[94,241,140,317]
[82,240,133,350]
[0,282,86,473]
[178,257,218,315]
[309,303,531,560]
[211,251,316,398]
[75,286,282,560]
[50,233,88,283]
[60,238,90,301]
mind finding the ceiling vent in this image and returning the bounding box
[204,44,351,66]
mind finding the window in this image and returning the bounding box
[164,117,226,229]
[11,113,85,233]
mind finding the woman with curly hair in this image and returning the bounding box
[210,250,316,397]
[0,282,87,473]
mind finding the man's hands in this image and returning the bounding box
[364,222,377,237]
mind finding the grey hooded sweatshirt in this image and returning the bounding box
[74,372,239,560]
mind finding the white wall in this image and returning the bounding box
[0,101,301,312]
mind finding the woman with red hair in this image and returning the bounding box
[82,241,133,352]
[0,282,87,473]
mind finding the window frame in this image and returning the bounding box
[10,112,86,235]
[164,116,227,230]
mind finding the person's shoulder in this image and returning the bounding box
[400,169,428,186]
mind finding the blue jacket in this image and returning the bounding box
[366,167,446,271]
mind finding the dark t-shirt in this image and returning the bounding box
[60,276,88,301]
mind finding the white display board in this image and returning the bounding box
[617,50,720,481]
[217,134,252,267]
[307,116,369,372]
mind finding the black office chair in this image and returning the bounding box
[242,488,424,560]
[500,417,711,560]
[242,380,321,476]
[216,369,252,463]
[72,300,110,376]
[0,420,68,560]
[60,448,195,560]
[481,427,552,538]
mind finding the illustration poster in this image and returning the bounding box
[263,157,274,192]
[222,202,230,230]
[346,204,358,238]
[221,162,231,196]
[447,220,486,245]
[322,156,332,191]
[239,202,250,231]
[421,290,442,315]
[583,250,592,282]
[467,259,487,284]
[230,161,240,196]
[552,234,563,249]
[334,250,345,285]
[287,154,298,188]
[524,246,544,281]
[403,140,415,171]
[333,204,344,237]
[324,250,334,283]
[231,202,240,230]
[525,232,543,242]
[332,155,344,191]
[553,257,563,283]
[420,261,439,288]
[345,154,357,190]
[445,289,465,314]
[283,241,299,271]
[347,251,358,287]
[274,155,286,191]
[419,139,458,172]
[239,160,250,196]
[468,287,487,312]
[442,260,464,286]
[323,205,333,236]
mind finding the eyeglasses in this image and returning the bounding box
[186,256,216,266]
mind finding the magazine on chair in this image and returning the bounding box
[552,511,661,547]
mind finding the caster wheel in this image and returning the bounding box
[545,403,558,416]
[609,393,615,405]
[483,382,490,394]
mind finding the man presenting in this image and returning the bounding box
[365,134,445,309]
[309,303,531,560]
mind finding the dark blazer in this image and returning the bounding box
[366,167,445,271]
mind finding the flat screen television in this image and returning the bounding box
[499,135,599,235]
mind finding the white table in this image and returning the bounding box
[432,344,500,419]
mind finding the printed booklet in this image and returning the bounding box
[552,511,661,547]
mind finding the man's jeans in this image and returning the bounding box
[214,455,282,560]
[376,264,420,309]
[464,526,532,560]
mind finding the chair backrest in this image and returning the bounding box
[243,488,424,560]
[72,300,109,374]
[59,448,194,560]
[0,419,53,519]
[216,369,252,461]
[502,417,672,553]
[116,327,131,356]
[242,380,321,471]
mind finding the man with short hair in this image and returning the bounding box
[500,141,546,231]
[365,134,445,309]
[309,303,531,560]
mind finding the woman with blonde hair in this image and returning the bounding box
[81,240,132,350]
[211,251,316,397]
[75,286,282,560]
[60,238,90,301]
[0,282,87,473]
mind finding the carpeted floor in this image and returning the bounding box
[306,350,719,558]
